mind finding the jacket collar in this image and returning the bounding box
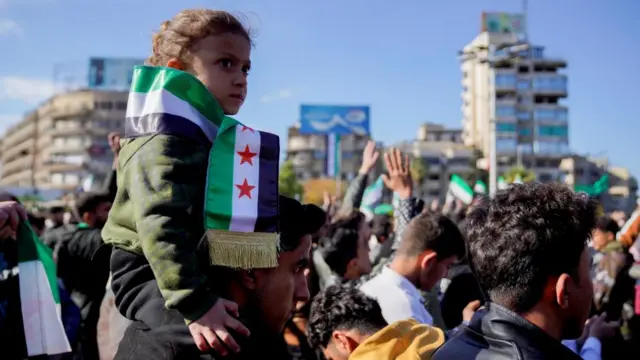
[469,302,582,359]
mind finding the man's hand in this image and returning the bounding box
[358,140,380,175]
[462,300,481,323]
[108,132,122,155]
[381,148,412,199]
[588,313,619,340]
[0,201,28,240]
[188,298,250,355]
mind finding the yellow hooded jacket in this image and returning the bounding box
[348,319,445,360]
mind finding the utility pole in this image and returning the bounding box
[488,44,498,197]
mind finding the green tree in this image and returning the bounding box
[410,157,429,198]
[279,160,304,199]
[505,166,536,183]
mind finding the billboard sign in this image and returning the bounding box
[481,12,526,36]
[299,105,370,135]
[88,57,145,90]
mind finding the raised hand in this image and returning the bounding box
[358,140,380,175]
[381,148,412,200]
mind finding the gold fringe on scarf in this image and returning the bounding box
[204,229,280,269]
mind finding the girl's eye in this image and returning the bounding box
[219,59,233,68]
[242,65,251,75]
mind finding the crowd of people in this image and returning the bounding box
[1,8,640,360]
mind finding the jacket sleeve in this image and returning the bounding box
[125,135,218,324]
[337,173,368,215]
[618,211,640,248]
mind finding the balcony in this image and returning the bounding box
[1,138,35,162]
[533,107,568,124]
[532,75,567,97]
[494,72,517,92]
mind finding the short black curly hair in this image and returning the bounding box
[307,285,387,349]
[466,183,597,313]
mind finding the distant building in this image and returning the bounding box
[560,155,638,214]
[286,125,370,181]
[396,124,474,203]
[0,89,127,191]
[461,19,569,181]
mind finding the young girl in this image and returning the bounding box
[102,9,258,356]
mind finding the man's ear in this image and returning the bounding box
[333,331,360,353]
[239,269,257,290]
[166,59,184,70]
[555,273,571,309]
[419,251,437,271]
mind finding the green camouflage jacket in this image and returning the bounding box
[101,134,217,323]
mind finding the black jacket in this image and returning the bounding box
[433,303,582,360]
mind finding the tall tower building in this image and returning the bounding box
[461,13,569,181]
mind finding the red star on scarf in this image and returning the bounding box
[241,126,254,133]
[236,179,255,199]
[237,145,257,165]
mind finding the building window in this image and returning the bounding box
[495,74,516,88]
[496,105,516,117]
[516,111,531,121]
[534,141,570,155]
[534,108,568,122]
[516,79,530,90]
[496,122,516,134]
[538,125,568,137]
[518,127,532,136]
[116,101,127,110]
[533,76,567,92]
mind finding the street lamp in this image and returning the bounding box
[458,42,530,196]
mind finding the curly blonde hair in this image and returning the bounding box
[147,9,252,67]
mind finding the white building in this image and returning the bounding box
[460,20,569,182]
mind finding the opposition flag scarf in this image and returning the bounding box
[17,221,71,356]
[126,66,280,269]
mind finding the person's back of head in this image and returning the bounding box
[322,228,372,280]
[592,216,620,251]
[307,285,387,360]
[75,192,112,229]
[371,214,392,242]
[392,211,466,292]
[466,182,597,340]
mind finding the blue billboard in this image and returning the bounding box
[88,57,146,90]
[299,105,370,135]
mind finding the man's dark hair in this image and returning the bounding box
[595,216,620,235]
[75,192,110,216]
[27,213,45,230]
[371,214,392,240]
[328,211,365,238]
[307,285,387,349]
[466,183,597,313]
[396,211,466,261]
[322,228,359,277]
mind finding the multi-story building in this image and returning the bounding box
[461,17,569,181]
[0,89,127,191]
[560,155,638,214]
[286,125,370,181]
[396,124,473,203]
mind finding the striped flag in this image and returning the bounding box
[474,180,487,194]
[125,66,222,142]
[17,221,71,356]
[360,176,384,220]
[448,174,474,205]
[204,116,281,269]
[125,66,281,269]
[326,133,341,177]
[498,176,508,190]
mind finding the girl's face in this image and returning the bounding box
[188,32,251,115]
